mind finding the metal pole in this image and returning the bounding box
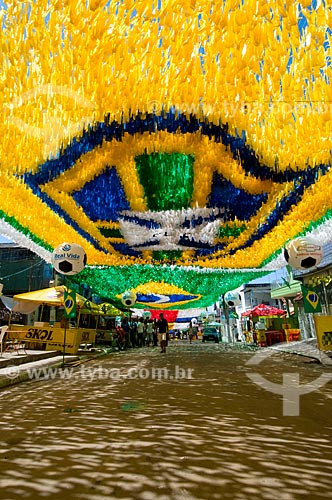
[62,323,67,367]
[62,278,68,367]
[323,281,331,315]
[222,295,232,343]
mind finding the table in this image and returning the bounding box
[265,330,286,346]
[5,330,31,355]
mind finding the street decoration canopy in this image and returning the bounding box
[0,0,332,309]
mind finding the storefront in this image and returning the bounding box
[271,268,332,345]
[241,303,298,346]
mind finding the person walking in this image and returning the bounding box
[156,313,169,353]
[137,318,144,347]
[153,318,158,347]
[129,318,137,348]
[188,322,194,344]
[115,324,126,350]
[145,319,154,346]
[120,318,130,350]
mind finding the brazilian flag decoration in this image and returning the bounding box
[64,289,77,319]
[301,286,322,314]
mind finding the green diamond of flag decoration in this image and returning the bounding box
[64,289,77,319]
[301,286,322,314]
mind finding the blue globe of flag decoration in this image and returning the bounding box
[308,292,318,304]
[65,297,75,312]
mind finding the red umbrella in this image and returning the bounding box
[245,304,286,317]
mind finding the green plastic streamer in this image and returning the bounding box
[136,152,194,211]
[72,265,270,310]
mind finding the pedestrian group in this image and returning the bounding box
[114,313,169,353]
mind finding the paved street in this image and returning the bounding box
[1,341,332,500]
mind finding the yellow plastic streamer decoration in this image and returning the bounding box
[0,0,331,269]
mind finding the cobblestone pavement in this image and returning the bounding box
[0,341,332,500]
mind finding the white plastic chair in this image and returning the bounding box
[0,325,9,357]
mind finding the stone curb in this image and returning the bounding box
[0,350,59,369]
[0,350,109,389]
[268,340,332,366]
[0,356,79,389]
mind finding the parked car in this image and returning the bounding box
[202,327,222,343]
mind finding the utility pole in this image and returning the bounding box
[221,294,232,343]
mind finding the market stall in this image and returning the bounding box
[241,304,298,346]
[7,286,99,354]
